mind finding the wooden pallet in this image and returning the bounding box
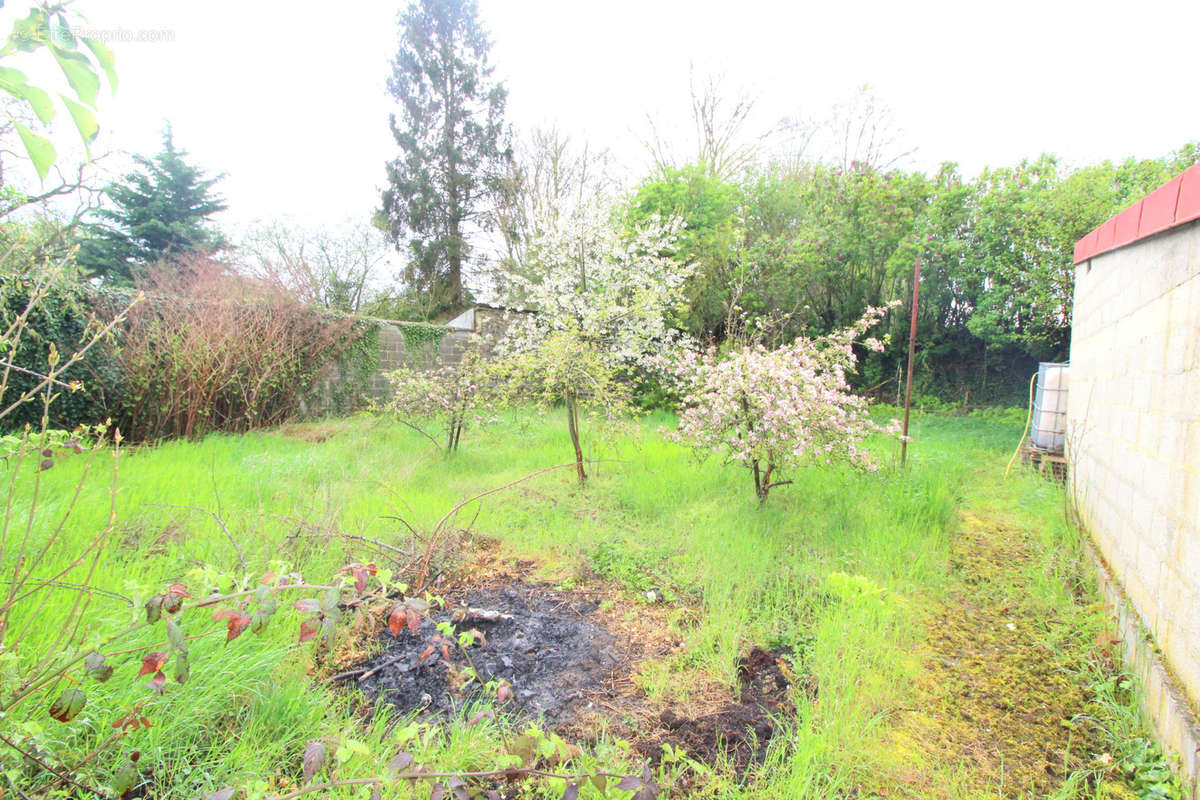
[1019,441,1068,481]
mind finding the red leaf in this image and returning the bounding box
[136,651,167,678]
[354,568,368,594]
[162,591,185,614]
[417,644,435,664]
[112,711,152,732]
[260,570,277,585]
[497,684,511,703]
[467,710,494,726]
[298,618,319,643]
[388,751,415,776]
[225,614,251,643]
[405,607,421,634]
[388,605,404,638]
[440,643,451,663]
[147,670,167,694]
[293,599,321,614]
[166,583,190,597]
[211,607,240,622]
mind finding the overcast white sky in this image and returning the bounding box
[12,0,1200,233]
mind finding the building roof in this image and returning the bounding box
[1073,163,1200,264]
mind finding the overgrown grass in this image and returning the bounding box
[1,410,1171,798]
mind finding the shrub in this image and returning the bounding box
[116,259,365,440]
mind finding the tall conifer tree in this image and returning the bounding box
[80,125,226,284]
[380,0,508,317]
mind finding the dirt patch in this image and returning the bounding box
[637,647,797,776]
[351,581,628,725]
[340,570,803,784]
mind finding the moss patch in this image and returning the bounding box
[877,510,1102,798]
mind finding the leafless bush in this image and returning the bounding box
[117,257,362,440]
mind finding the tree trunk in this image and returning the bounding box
[566,391,586,486]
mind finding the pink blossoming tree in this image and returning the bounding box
[670,305,901,504]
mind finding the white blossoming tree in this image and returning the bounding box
[670,305,901,504]
[385,349,497,455]
[498,201,694,484]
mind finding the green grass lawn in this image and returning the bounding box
[0,410,1174,799]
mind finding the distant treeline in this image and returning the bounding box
[624,145,1199,404]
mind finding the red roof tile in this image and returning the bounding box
[1073,163,1200,264]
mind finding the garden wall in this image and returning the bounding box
[310,305,530,410]
[1069,164,1200,794]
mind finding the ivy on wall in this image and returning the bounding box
[397,321,447,351]
[315,319,382,416]
[396,321,447,370]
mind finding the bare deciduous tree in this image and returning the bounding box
[238,220,390,314]
[488,125,616,285]
[643,68,760,181]
[825,84,915,171]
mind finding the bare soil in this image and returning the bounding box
[636,646,797,775]
[342,577,797,780]
[353,581,625,724]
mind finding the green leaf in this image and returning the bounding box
[84,651,114,683]
[0,66,55,123]
[166,618,186,652]
[48,13,76,50]
[6,10,47,54]
[51,44,100,106]
[82,37,117,92]
[112,755,139,797]
[13,120,55,180]
[48,688,86,722]
[173,651,189,685]
[62,95,99,150]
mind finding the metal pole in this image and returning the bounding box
[900,256,921,467]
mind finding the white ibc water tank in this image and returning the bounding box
[1031,362,1069,452]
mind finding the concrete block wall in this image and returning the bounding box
[361,308,529,402]
[1069,219,1200,787]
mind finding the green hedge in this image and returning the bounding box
[0,279,126,431]
[1,280,382,436]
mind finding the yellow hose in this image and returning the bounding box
[1005,372,1038,478]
